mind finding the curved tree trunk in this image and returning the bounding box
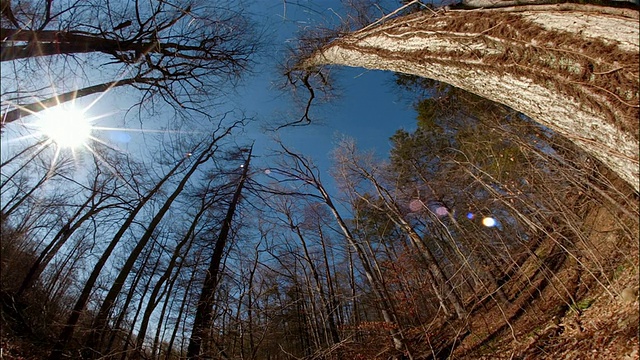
[2,79,135,124]
[303,4,639,190]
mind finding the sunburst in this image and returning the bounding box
[4,91,131,187]
[3,81,203,190]
[35,105,93,149]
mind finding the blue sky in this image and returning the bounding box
[1,0,420,189]
[238,0,418,177]
[242,66,418,174]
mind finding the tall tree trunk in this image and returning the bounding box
[166,269,197,360]
[0,26,197,61]
[17,187,114,297]
[277,145,413,359]
[134,197,212,356]
[0,144,49,192]
[48,150,194,360]
[320,184,413,359]
[108,244,159,359]
[317,224,341,344]
[151,258,187,360]
[347,246,361,342]
[286,214,340,347]
[1,172,48,217]
[43,234,88,304]
[350,158,468,319]
[244,245,261,360]
[186,146,252,359]
[85,140,219,359]
[302,5,639,190]
[0,139,47,170]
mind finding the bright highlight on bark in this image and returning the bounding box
[37,106,91,149]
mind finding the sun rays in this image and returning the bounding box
[3,87,143,190]
[1,76,207,197]
[35,106,92,149]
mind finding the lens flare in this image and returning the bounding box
[409,199,423,212]
[482,217,497,227]
[435,206,448,216]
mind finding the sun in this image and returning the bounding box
[36,106,92,149]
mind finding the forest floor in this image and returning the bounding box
[448,205,640,360]
[2,218,639,360]
[454,256,639,360]
[1,195,638,360]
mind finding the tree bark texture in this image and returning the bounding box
[304,4,639,190]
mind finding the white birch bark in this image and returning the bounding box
[304,5,639,191]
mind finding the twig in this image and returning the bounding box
[474,21,504,37]
[592,67,624,75]
[275,71,319,131]
[359,0,422,33]
[569,80,639,108]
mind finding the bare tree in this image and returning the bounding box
[84,127,242,359]
[269,143,414,359]
[277,199,341,348]
[1,0,257,125]
[16,152,127,297]
[332,138,467,320]
[187,145,253,359]
[47,135,217,360]
[132,169,227,358]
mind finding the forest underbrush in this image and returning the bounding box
[449,197,640,359]
[3,116,639,360]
